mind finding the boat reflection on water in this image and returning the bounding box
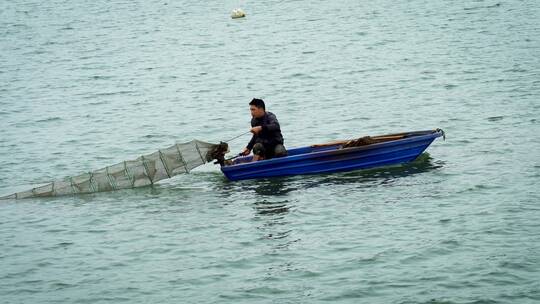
[248,180,298,251]
[301,152,444,188]
[222,152,443,194]
[249,180,293,225]
[212,153,443,280]
[253,199,291,216]
[252,179,296,197]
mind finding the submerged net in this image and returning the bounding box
[1,140,228,199]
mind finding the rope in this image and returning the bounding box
[106,166,117,190]
[88,172,97,192]
[194,142,205,163]
[175,144,189,173]
[124,161,135,188]
[140,156,154,185]
[70,176,76,194]
[224,130,251,143]
[158,150,172,178]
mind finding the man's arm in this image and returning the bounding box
[246,117,258,151]
[240,135,256,156]
[246,134,256,150]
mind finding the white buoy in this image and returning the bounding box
[231,8,246,19]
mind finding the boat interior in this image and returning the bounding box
[226,131,434,166]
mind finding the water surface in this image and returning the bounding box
[1,0,539,303]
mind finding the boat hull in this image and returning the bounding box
[221,130,443,181]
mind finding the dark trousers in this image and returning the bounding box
[253,143,287,159]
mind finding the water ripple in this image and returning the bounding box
[1,0,539,303]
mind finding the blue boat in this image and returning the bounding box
[221,129,444,181]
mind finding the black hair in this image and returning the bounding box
[249,98,265,110]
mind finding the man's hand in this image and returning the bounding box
[240,147,251,156]
[250,126,262,134]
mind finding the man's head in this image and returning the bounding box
[249,98,266,118]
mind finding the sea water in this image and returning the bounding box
[1,1,539,303]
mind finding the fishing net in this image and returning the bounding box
[1,140,228,199]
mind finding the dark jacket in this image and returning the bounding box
[247,111,284,150]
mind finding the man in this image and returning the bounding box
[241,98,287,161]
